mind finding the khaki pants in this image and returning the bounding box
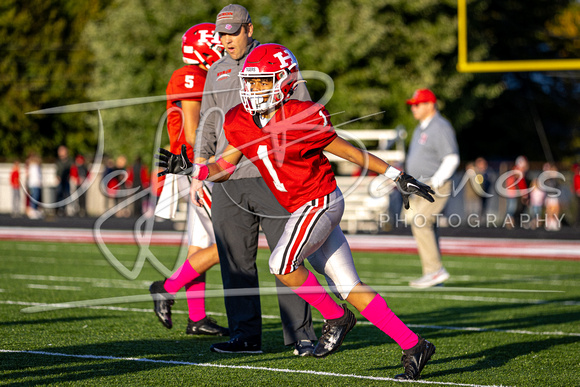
[404,180,452,275]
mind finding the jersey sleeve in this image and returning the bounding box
[295,103,337,153]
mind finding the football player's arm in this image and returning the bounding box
[206,145,243,182]
[324,137,390,175]
[324,136,434,208]
[182,99,201,148]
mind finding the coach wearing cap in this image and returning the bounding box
[403,89,459,289]
[195,4,316,355]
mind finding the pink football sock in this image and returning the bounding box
[361,294,419,350]
[164,260,200,294]
[185,279,206,322]
[292,271,344,320]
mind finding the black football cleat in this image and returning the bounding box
[312,304,356,357]
[210,337,263,354]
[293,340,315,357]
[149,280,174,329]
[186,317,229,336]
[394,335,436,380]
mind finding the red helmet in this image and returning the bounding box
[239,44,301,115]
[181,23,224,68]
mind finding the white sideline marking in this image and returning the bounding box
[1,226,579,260]
[27,284,83,291]
[0,349,506,387]
[7,274,565,294]
[14,288,568,314]
[3,300,579,337]
[385,293,580,306]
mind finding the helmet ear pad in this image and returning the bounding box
[274,67,298,103]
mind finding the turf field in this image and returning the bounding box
[0,239,578,386]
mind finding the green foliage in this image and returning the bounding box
[456,0,580,162]
[0,0,110,161]
[82,0,225,167]
[248,0,479,133]
[1,0,578,165]
[83,0,486,166]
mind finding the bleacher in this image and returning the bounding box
[328,128,407,233]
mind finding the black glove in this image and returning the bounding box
[395,172,435,210]
[156,144,193,177]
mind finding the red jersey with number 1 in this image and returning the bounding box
[224,100,338,213]
[166,65,206,160]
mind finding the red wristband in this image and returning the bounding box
[216,157,237,175]
[193,164,209,180]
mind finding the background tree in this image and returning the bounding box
[2,0,578,167]
[0,0,110,161]
[82,0,225,166]
[456,0,580,163]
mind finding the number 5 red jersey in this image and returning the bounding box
[166,65,207,160]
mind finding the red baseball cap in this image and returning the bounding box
[406,89,437,105]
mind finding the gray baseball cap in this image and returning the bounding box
[215,4,252,34]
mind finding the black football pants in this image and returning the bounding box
[212,178,316,346]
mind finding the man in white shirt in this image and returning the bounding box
[404,89,460,288]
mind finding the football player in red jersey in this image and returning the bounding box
[158,44,436,380]
[149,23,228,337]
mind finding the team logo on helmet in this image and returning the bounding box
[273,50,296,68]
[181,23,224,68]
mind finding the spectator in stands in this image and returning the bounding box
[573,163,580,228]
[528,177,546,230]
[102,156,117,212]
[10,160,21,217]
[474,157,492,217]
[504,155,530,228]
[113,155,130,217]
[70,154,89,217]
[543,162,561,231]
[26,153,43,219]
[102,154,129,216]
[127,155,150,217]
[464,157,492,220]
[55,145,72,216]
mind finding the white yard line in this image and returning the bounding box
[6,274,566,293]
[27,284,82,291]
[2,300,578,337]
[0,348,509,387]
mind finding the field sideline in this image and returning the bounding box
[0,232,578,386]
[1,226,579,260]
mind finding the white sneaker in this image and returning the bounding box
[409,268,450,288]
